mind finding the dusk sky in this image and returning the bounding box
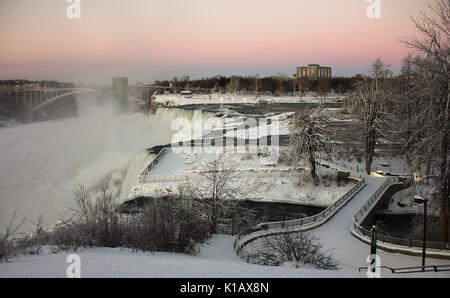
[0,0,431,84]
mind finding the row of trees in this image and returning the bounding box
[288,0,448,242]
[350,0,449,242]
[154,75,360,96]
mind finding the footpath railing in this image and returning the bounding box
[143,167,301,184]
[138,147,168,183]
[234,177,367,257]
[351,177,450,253]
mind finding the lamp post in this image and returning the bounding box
[370,225,377,274]
[414,196,427,271]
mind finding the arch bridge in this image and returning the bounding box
[10,83,171,116]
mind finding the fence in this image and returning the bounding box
[138,147,168,183]
[143,167,300,184]
[351,177,450,252]
[233,176,367,257]
[352,223,450,251]
[353,177,398,224]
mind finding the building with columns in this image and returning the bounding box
[296,64,332,80]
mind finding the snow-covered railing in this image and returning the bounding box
[352,223,450,251]
[143,168,298,184]
[234,176,367,257]
[353,177,398,224]
[351,177,450,252]
[138,147,168,183]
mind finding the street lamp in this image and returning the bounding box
[414,196,428,271]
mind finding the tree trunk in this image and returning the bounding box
[365,127,376,175]
[309,150,319,185]
[438,88,449,242]
[439,118,449,242]
[211,204,218,233]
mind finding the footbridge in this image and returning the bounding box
[234,173,450,268]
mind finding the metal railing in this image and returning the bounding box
[138,147,168,183]
[351,177,450,252]
[234,177,367,256]
[353,177,398,224]
[145,174,183,183]
[359,264,450,274]
[352,223,450,250]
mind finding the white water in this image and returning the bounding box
[119,151,155,202]
[0,94,191,232]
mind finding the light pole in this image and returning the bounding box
[370,225,377,274]
[414,196,427,271]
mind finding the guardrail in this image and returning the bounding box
[234,177,367,257]
[353,177,398,224]
[351,177,450,253]
[138,147,168,183]
[143,167,301,184]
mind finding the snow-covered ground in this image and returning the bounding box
[155,93,343,106]
[126,149,354,208]
[1,230,447,278]
[333,155,410,176]
[0,118,21,128]
[0,235,361,278]
[126,109,354,207]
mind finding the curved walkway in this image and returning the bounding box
[312,176,447,272]
[237,175,450,275]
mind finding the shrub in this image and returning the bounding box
[245,231,340,270]
[1,185,211,262]
[0,208,26,262]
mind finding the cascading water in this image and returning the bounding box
[0,92,219,231]
[119,151,155,203]
[118,107,221,203]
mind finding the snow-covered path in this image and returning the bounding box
[312,176,450,277]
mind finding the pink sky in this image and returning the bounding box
[0,0,432,83]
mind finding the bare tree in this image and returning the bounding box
[180,154,259,233]
[289,110,334,185]
[254,74,260,94]
[245,231,340,270]
[0,208,27,261]
[274,74,290,95]
[351,58,394,175]
[399,0,449,241]
[227,76,241,94]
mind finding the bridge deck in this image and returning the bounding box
[312,176,449,274]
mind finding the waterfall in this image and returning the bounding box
[0,95,224,231]
[119,151,155,202]
[117,107,222,202]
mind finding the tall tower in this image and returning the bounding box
[113,77,128,114]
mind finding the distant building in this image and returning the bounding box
[296,64,332,80]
